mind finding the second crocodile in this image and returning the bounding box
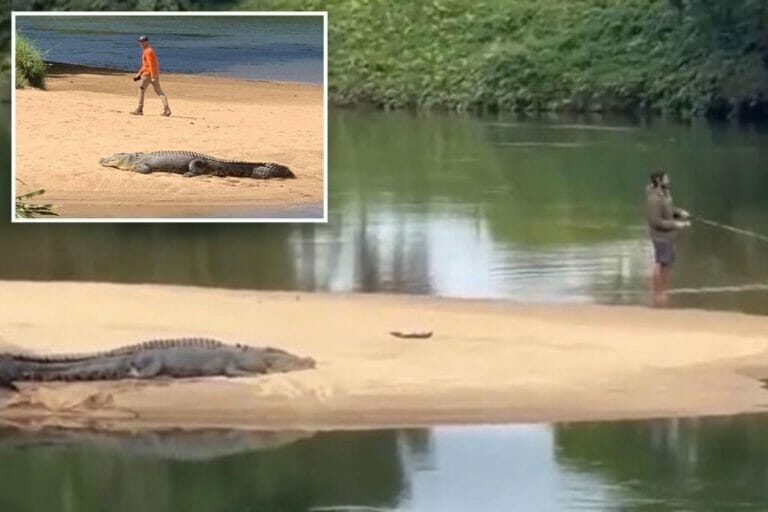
[99,151,296,179]
[0,337,315,391]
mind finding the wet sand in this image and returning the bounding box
[14,62,325,220]
[1,281,768,431]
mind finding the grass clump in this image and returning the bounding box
[15,182,58,218]
[15,33,47,89]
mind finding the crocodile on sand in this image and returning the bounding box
[0,337,315,391]
[99,151,296,179]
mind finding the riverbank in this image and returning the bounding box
[315,0,767,119]
[1,281,768,431]
[14,62,325,219]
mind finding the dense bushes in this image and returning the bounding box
[4,0,768,119]
[232,0,768,119]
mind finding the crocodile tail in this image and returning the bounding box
[6,351,106,363]
[252,163,295,179]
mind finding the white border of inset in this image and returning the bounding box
[11,11,329,224]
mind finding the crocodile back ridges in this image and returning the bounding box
[0,337,244,363]
[146,151,285,167]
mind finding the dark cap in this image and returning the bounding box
[138,35,148,42]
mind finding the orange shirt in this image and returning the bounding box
[138,46,160,78]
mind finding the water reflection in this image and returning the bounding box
[4,417,768,511]
[0,428,407,512]
[4,107,768,313]
[0,427,314,461]
[555,415,768,510]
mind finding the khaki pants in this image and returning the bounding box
[137,75,170,109]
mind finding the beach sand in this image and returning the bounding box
[14,63,325,219]
[1,280,768,431]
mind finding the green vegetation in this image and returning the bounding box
[4,0,767,119]
[1,9,9,101]
[15,181,58,218]
[12,0,198,9]
[228,0,768,119]
[15,33,47,89]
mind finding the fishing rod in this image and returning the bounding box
[689,214,768,244]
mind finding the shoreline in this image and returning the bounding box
[43,61,323,87]
[1,281,768,431]
[14,61,325,219]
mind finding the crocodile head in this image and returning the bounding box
[236,346,315,373]
[262,347,316,373]
[99,152,140,171]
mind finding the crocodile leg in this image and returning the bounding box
[134,163,152,174]
[183,159,206,177]
[251,166,274,179]
[0,380,18,391]
[224,363,259,377]
[130,354,163,378]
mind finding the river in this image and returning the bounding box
[4,109,768,313]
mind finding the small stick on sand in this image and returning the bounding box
[389,330,433,339]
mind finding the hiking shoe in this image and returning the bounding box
[162,107,172,117]
[130,107,143,116]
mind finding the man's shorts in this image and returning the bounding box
[652,239,676,266]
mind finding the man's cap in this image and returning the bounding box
[138,35,148,42]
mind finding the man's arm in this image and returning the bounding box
[148,50,159,81]
[648,196,683,231]
[135,53,147,80]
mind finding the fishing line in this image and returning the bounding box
[667,283,768,295]
[692,216,768,244]
[596,284,768,296]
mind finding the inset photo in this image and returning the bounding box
[12,11,327,222]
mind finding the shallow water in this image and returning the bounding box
[4,109,768,314]
[1,415,767,511]
[15,14,324,84]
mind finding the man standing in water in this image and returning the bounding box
[131,35,171,116]
[646,171,690,307]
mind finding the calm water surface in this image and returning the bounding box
[15,15,324,84]
[3,108,768,314]
[1,416,767,511]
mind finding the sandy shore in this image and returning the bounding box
[14,63,325,219]
[1,281,768,431]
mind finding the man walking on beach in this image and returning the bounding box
[131,35,171,116]
[646,170,690,307]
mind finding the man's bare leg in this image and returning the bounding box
[652,264,670,307]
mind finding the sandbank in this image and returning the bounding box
[14,62,324,219]
[1,281,768,431]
